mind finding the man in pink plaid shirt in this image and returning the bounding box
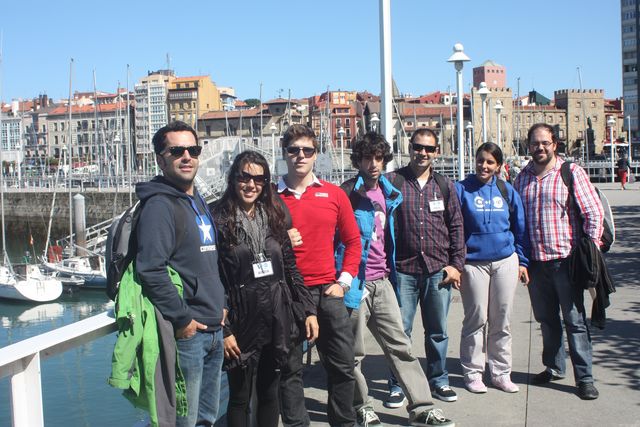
[514,123,604,401]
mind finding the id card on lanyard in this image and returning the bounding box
[252,253,274,278]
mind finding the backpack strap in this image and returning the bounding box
[495,178,514,216]
[432,171,451,225]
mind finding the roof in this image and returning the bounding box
[200,108,266,120]
[46,103,130,116]
[173,75,209,82]
[478,60,503,67]
[265,98,289,104]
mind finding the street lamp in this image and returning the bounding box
[465,122,474,175]
[370,113,380,133]
[447,43,470,181]
[338,126,345,182]
[627,115,632,163]
[607,116,616,183]
[269,123,277,174]
[477,82,490,143]
[494,100,504,148]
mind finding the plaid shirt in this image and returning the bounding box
[514,158,604,261]
[387,167,466,275]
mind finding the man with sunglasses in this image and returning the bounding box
[338,132,454,426]
[277,124,362,427]
[385,128,465,406]
[514,123,603,400]
[135,121,226,426]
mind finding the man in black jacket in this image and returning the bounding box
[136,121,226,426]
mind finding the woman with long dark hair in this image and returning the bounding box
[211,150,318,426]
[455,143,529,394]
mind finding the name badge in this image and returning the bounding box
[253,259,274,278]
[429,199,445,212]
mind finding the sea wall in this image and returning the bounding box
[2,190,136,238]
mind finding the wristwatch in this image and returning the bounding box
[338,281,351,293]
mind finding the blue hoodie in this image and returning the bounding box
[455,175,529,266]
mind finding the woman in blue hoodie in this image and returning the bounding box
[455,142,529,394]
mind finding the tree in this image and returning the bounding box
[244,98,261,108]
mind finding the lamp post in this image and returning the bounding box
[465,122,474,175]
[607,116,616,183]
[447,43,470,181]
[477,82,490,143]
[494,100,504,148]
[269,123,277,174]
[370,113,380,133]
[338,126,345,182]
[627,115,632,162]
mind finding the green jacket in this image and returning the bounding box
[108,263,187,426]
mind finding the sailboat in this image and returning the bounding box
[0,41,62,302]
[39,62,107,291]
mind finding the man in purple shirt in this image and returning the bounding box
[386,128,465,405]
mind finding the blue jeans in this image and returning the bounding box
[390,270,451,391]
[176,329,224,427]
[528,258,593,384]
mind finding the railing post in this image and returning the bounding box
[11,352,44,427]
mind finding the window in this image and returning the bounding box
[345,118,350,126]
[578,131,583,138]
[336,118,341,127]
[591,102,596,108]
[575,115,580,122]
[576,101,581,108]
[623,38,637,47]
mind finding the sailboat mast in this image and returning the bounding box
[0,31,9,268]
[67,58,74,257]
[126,64,132,205]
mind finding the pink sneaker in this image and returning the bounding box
[464,375,488,393]
[492,375,519,393]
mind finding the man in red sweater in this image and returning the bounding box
[277,124,362,427]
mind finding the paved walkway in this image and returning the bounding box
[299,182,640,426]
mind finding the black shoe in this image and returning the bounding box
[383,390,407,409]
[432,385,458,402]
[531,370,564,384]
[577,382,599,400]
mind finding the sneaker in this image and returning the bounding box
[492,375,519,393]
[383,390,407,409]
[577,382,599,400]
[432,385,457,402]
[464,375,487,393]
[356,407,383,426]
[531,370,564,385]
[410,408,455,426]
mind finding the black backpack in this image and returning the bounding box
[105,195,185,301]
[560,162,615,253]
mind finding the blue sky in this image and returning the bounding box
[0,0,622,103]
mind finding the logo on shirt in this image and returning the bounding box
[493,196,504,209]
[315,192,329,198]
[197,214,214,244]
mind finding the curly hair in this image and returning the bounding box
[212,150,287,246]
[350,132,393,168]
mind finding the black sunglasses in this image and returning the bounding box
[237,171,267,185]
[411,143,437,153]
[163,145,203,158]
[285,146,316,157]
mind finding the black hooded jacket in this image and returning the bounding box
[135,176,225,331]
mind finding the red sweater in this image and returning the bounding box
[279,180,361,286]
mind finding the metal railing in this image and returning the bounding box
[0,310,118,427]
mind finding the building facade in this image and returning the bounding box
[168,76,222,130]
[621,0,639,149]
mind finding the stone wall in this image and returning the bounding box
[2,190,136,238]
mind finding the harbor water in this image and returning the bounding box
[0,291,148,426]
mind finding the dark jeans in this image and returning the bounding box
[176,329,224,427]
[279,284,356,427]
[227,344,281,427]
[528,258,593,384]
